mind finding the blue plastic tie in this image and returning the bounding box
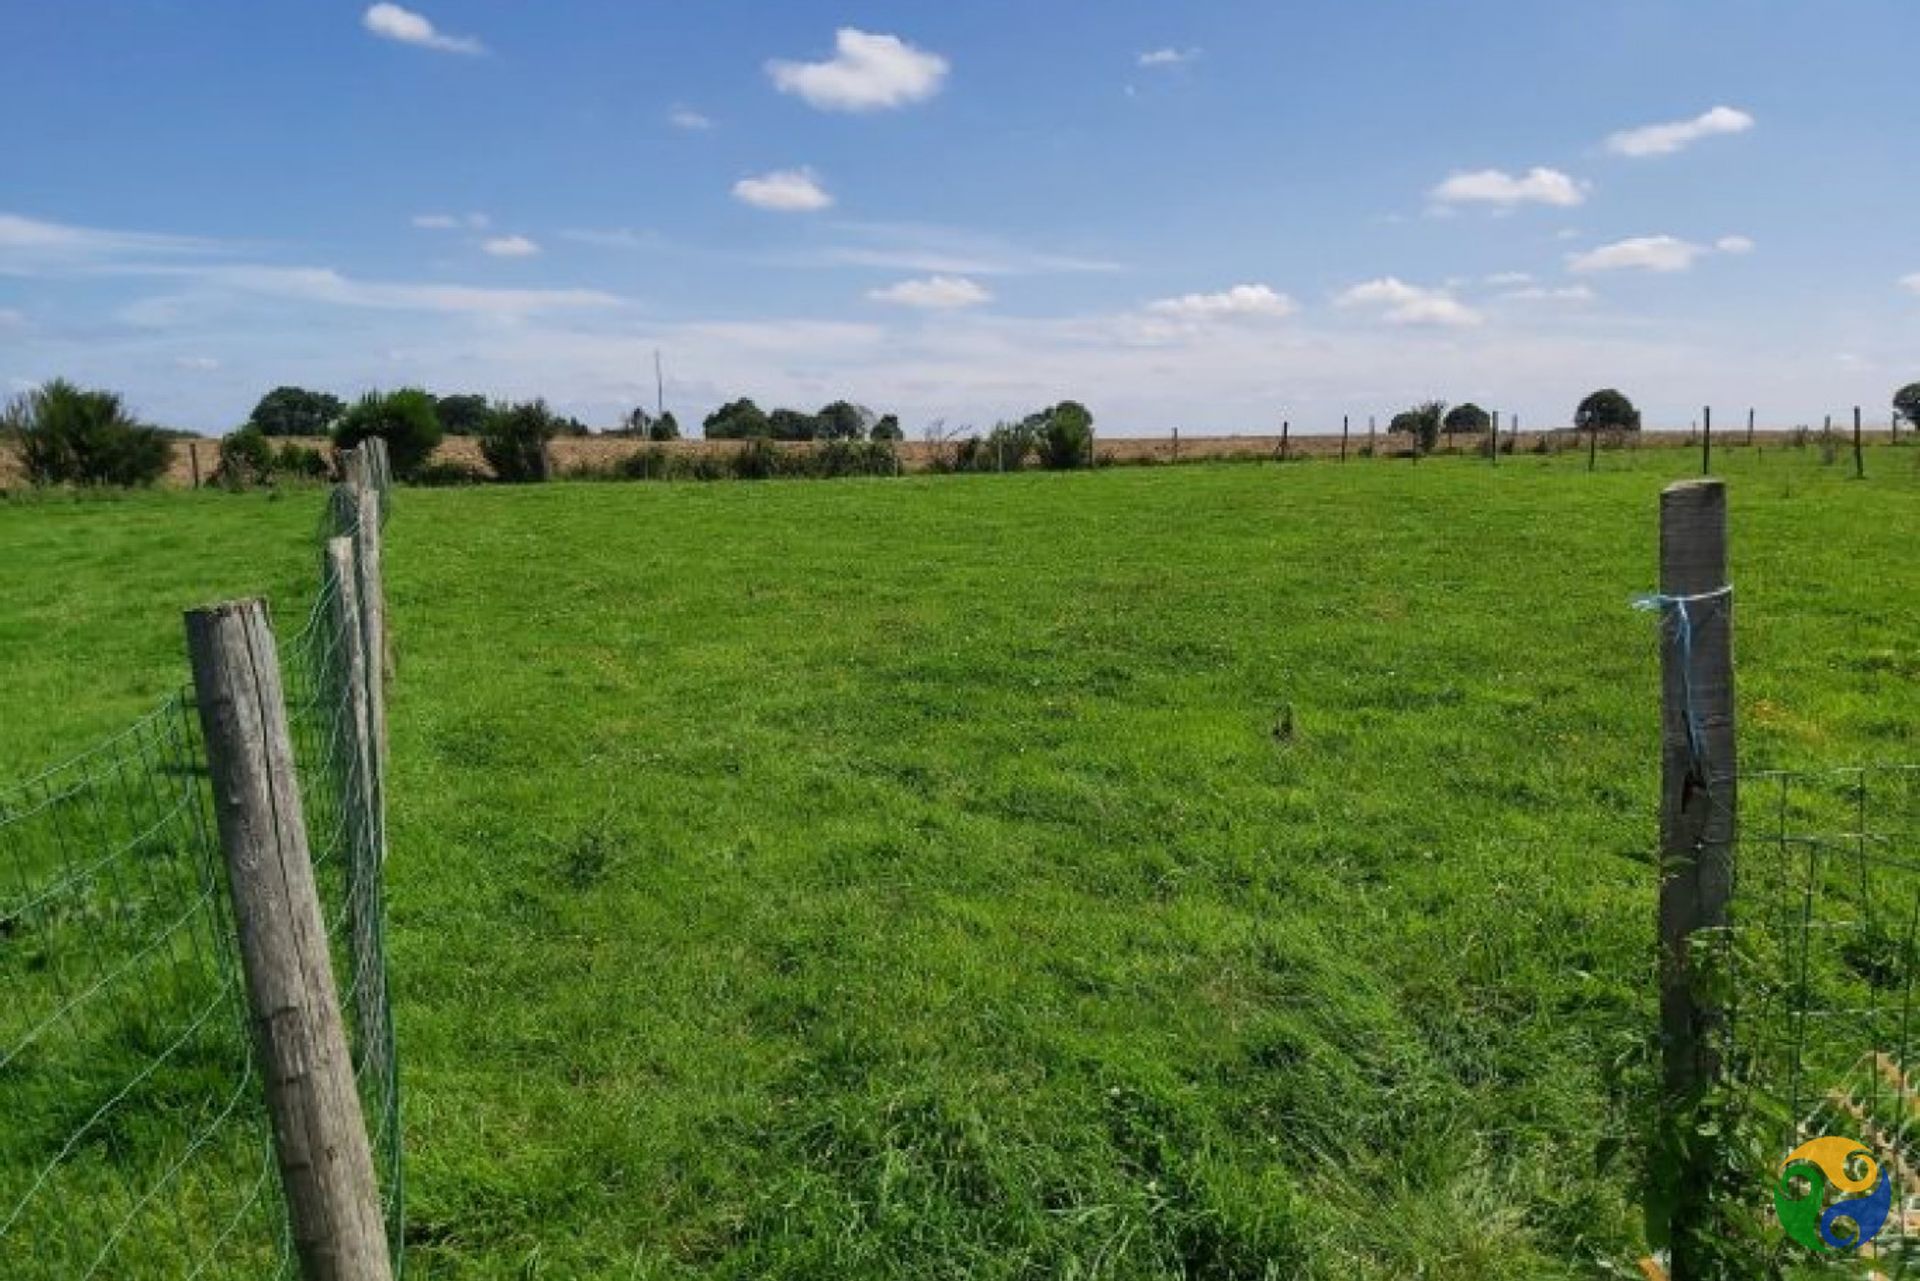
[1633,584,1733,768]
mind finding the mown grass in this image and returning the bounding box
[2,445,1917,1277]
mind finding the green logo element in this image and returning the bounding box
[1775,1136,1891,1251]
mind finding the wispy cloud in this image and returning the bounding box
[173,355,221,371]
[867,276,992,309]
[0,211,216,273]
[1137,47,1201,68]
[732,169,834,212]
[1901,273,1920,296]
[1430,167,1587,209]
[481,234,541,258]
[668,106,714,131]
[817,221,1121,276]
[1566,235,1752,273]
[167,265,619,315]
[413,212,489,231]
[768,29,948,112]
[362,3,485,56]
[1336,277,1481,327]
[1500,284,1595,303]
[560,228,664,250]
[1147,284,1294,321]
[1606,105,1753,158]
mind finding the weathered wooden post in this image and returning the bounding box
[353,488,391,761]
[1340,414,1349,463]
[1854,405,1865,479]
[1489,410,1499,465]
[1746,407,1754,447]
[189,440,203,489]
[1280,419,1289,462]
[1651,480,1737,1281]
[1701,405,1711,475]
[1171,427,1180,464]
[185,599,393,1281]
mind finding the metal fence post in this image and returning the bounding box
[185,598,393,1281]
[1654,479,1737,1281]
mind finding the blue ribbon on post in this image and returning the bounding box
[1633,584,1734,769]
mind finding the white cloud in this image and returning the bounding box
[162,265,620,316]
[413,212,489,231]
[1485,271,1534,286]
[669,106,713,131]
[867,276,992,309]
[0,212,214,271]
[1335,277,1481,327]
[1138,47,1201,67]
[732,169,833,212]
[1568,235,1705,273]
[174,356,221,371]
[1606,106,1754,158]
[481,234,541,258]
[1147,284,1296,321]
[767,29,948,112]
[1431,167,1587,208]
[1716,235,1755,255]
[1501,284,1595,303]
[810,221,1121,276]
[362,4,484,55]
[1902,273,1920,296]
[560,228,663,250]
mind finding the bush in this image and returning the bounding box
[811,439,899,477]
[1443,403,1490,436]
[871,414,903,442]
[333,388,443,480]
[436,393,490,437]
[1575,389,1640,434]
[704,398,770,440]
[274,441,332,481]
[768,408,819,441]
[216,428,275,488]
[4,380,172,487]
[1035,400,1094,469]
[479,400,560,482]
[414,460,490,487]
[732,437,780,479]
[246,386,343,437]
[1894,383,1920,433]
[1388,401,1445,455]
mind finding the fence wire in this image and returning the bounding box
[0,456,399,1278]
[1702,764,1920,1269]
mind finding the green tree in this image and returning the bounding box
[436,393,490,436]
[215,427,275,488]
[768,408,820,441]
[870,413,903,442]
[1443,402,1491,436]
[4,379,172,486]
[246,386,343,437]
[815,400,872,441]
[332,388,444,479]
[1388,401,1445,455]
[651,411,681,441]
[1035,400,1094,469]
[1575,388,1641,434]
[703,398,770,439]
[1894,383,1920,432]
[480,400,560,482]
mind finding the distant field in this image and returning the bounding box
[2,447,1917,1277]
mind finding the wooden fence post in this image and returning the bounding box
[1854,405,1865,479]
[189,441,203,489]
[1280,419,1289,462]
[1489,411,1499,465]
[1171,427,1180,464]
[1654,480,1737,1281]
[1701,405,1711,475]
[1340,415,1349,463]
[1746,407,1754,447]
[352,488,391,768]
[185,599,393,1281]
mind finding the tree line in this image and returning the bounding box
[6,377,1920,488]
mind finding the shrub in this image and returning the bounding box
[732,437,780,479]
[812,439,899,477]
[704,398,770,440]
[1035,400,1094,469]
[870,414,903,442]
[480,400,561,482]
[1443,403,1491,436]
[274,441,332,481]
[216,428,275,488]
[246,386,343,437]
[1894,383,1920,433]
[436,393,490,436]
[4,379,172,487]
[1388,401,1445,455]
[413,460,490,487]
[333,388,443,480]
[1575,389,1640,434]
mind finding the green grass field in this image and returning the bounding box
[3,446,1917,1277]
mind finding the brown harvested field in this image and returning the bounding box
[0,426,1900,488]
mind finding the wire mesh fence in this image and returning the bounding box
[0,450,400,1278]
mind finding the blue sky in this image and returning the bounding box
[3,1,1917,435]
